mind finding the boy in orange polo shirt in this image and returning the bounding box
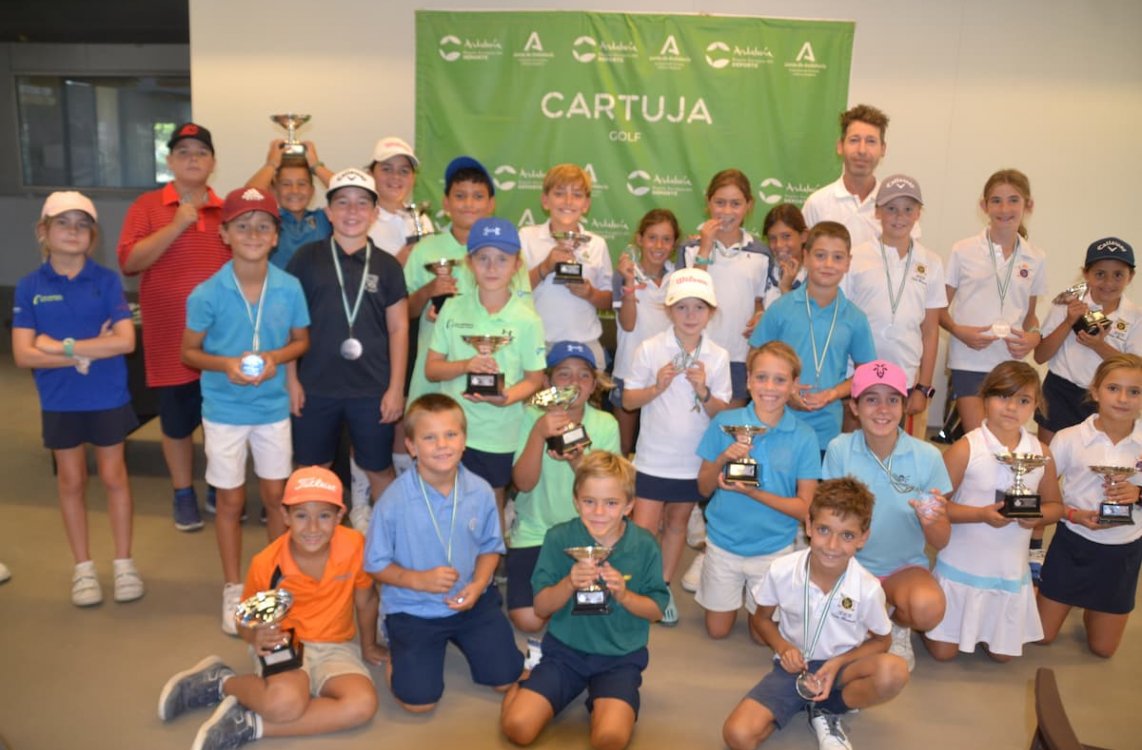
[158,467,385,750]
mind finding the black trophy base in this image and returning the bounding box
[572,588,610,616]
[260,639,304,677]
[547,425,592,455]
[465,372,504,397]
[405,234,426,246]
[997,490,1043,519]
[722,460,760,486]
[1099,502,1135,525]
[553,262,584,285]
[1073,311,1111,337]
[430,293,453,313]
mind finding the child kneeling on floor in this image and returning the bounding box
[723,478,908,750]
[157,466,384,750]
[500,451,669,750]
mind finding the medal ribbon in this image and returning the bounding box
[879,240,913,324]
[330,238,372,337]
[868,434,918,494]
[416,471,459,567]
[231,270,268,352]
[986,231,1018,313]
[802,554,847,662]
[805,292,842,387]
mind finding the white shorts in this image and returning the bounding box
[251,641,373,695]
[695,539,794,614]
[203,418,292,489]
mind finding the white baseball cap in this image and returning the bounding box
[41,191,97,221]
[326,168,378,201]
[371,136,419,168]
[664,269,718,307]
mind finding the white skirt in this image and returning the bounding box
[926,575,1043,657]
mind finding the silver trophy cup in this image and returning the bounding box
[529,386,592,455]
[720,425,768,486]
[994,452,1050,518]
[270,113,311,157]
[1089,465,1137,525]
[234,588,304,676]
[551,231,590,285]
[564,545,613,615]
[1053,281,1111,336]
[461,334,513,396]
[423,258,459,313]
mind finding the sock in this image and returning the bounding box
[1029,538,1043,550]
[252,713,264,739]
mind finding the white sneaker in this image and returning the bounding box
[71,561,103,607]
[0,560,10,583]
[809,708,853,750]
[889,623,915,672]
[112,558,145,603]
[681,552,705,593]
[221,583,243,636]
[349,503,373,534]
[349,456,371,510]
[686,505,707,548]
[524,637,543,671]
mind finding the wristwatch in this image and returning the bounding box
[912,383,936,399]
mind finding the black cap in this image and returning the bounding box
[168,122,214,154]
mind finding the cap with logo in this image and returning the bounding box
[546,340,597,369]
[445,155,494,197]
[875,174,923,207]
[467,217,521,255]
[41,191,97,221]
[664,269,718,307]
[1084,237,1135,269]
[852,360,908,398]
[168,122,214,154]
[326,168,379,202]
[221,187,280,224]
[372,136,419,168]
[282,466,344,508]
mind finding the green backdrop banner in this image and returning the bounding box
[415,11,854,251]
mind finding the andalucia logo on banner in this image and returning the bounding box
[416,11,854,250]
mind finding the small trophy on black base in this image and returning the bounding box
[461,334,513,396]
[234,589,304,677]
[529,386,592,455]
[720,424,768,486]
[1053,281,1112,336]
[620,245,652,286]
[270,114,311,157]
[423,258,459,313]
[551,231,590,285]
[994,452,1050,518]
[564,546,612,615]
[404,201,436,245]
[1089,465,1137,525]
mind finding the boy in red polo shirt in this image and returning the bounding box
[117,122,231,533]
[158,467,385,750]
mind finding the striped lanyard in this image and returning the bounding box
[802,554,847,661]
[805,291,841,387]
[986,231,1018,314]
[416,471,459,566]
[879,240,913,324]
[231,270,268,352]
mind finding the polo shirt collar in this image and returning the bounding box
[278,524,355,581]
[741,404,796,434]
[39,257,94,282]
[332,237,374,261]
[852,428,912,460]
[830,175,879,206]
[791,283,847,312]
[1078,413,1142,449]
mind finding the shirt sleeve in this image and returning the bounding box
[115,197,155,276]
[626,339,654,389]
[860,581,892,636]
[363,489,397,573]
[588,237,613,294]
[379,254,409,306]
[475,489,507,555]
[796,425,823,479]
[531,530,571,593]
[1040,297,1067,337]
[104,272,133,324]
[11,276,36,330]
[944,247,963,290]
[749,297,780,347]
[752,560,782,607]
[924,257,948,309]
[709,351,733,402]
[520,313,548,371]
[697,414,730,462]
[632,535,670,613]
[590,410,621,454]
[821,437,844,480]
[184,283,213,334]
[849,310,878,364]
[1029,254,1049,297]
[428,304,454,356]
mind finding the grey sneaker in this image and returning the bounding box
[158,655,234,721]
[192,696,258,750]
[809,707,853,750]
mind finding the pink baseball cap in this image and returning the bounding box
[852,360,907,398]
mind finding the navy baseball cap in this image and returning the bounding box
[547,341,597,369]
[168,122,214,154]
[1085,237,1135,269]
[467,217,520,255]
[445,156,494,197]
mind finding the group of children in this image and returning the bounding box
[9,105,1142,750]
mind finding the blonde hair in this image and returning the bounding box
[1090,353,1142,396]
[573,451,636,502]
[404,394,467,437]
[543,164,591,196]
[747,341,802,381]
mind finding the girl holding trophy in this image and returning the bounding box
[1037,354,1142,658]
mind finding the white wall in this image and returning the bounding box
[190,0,1142,421]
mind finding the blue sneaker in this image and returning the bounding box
[192,696,258,750]
[174,489,204,532]
[158,655,234,721]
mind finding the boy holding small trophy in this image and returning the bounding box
[157,467,383,750]
[500,451,669,750]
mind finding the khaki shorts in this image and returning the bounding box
[252,640,373,696]
[695,540,793,614]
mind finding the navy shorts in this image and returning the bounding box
[745,659,852,729]
[520,633,648,718]
[1035,371,1095,433]
[608,377,625,410]
[635,472,702,503]
[1038,522,1142,615]
[948,369,987,401]
[385,586,523,707]
[461,447,514,489]
[157,381,202,439]
[730,361,748,403]
[292,394,394,472]
[42,403,138,450]
[506,545,542,610]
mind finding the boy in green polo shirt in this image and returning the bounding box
[424,217,545,523]
[500,451,669,750]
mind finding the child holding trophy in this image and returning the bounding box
[623,269,732,625]
[425,217,546,519]
[694,342,818,640]
[508,341,620,659]
[500,451,669,750]
[1037,354,1142,658]
[12,192,140,606]
[157,467,383,750]
[924,362,1063,662]
[366,135,434,265]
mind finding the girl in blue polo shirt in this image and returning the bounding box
[12,192,141,607]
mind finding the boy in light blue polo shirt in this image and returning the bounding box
[749,221,876,453]
[183,187,311,634]
[695,342,820,640]
[364,394,523,712]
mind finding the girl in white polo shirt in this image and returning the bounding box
[940,169,1047,433]
[623,269,731,625]
[1037,354,1142,658]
